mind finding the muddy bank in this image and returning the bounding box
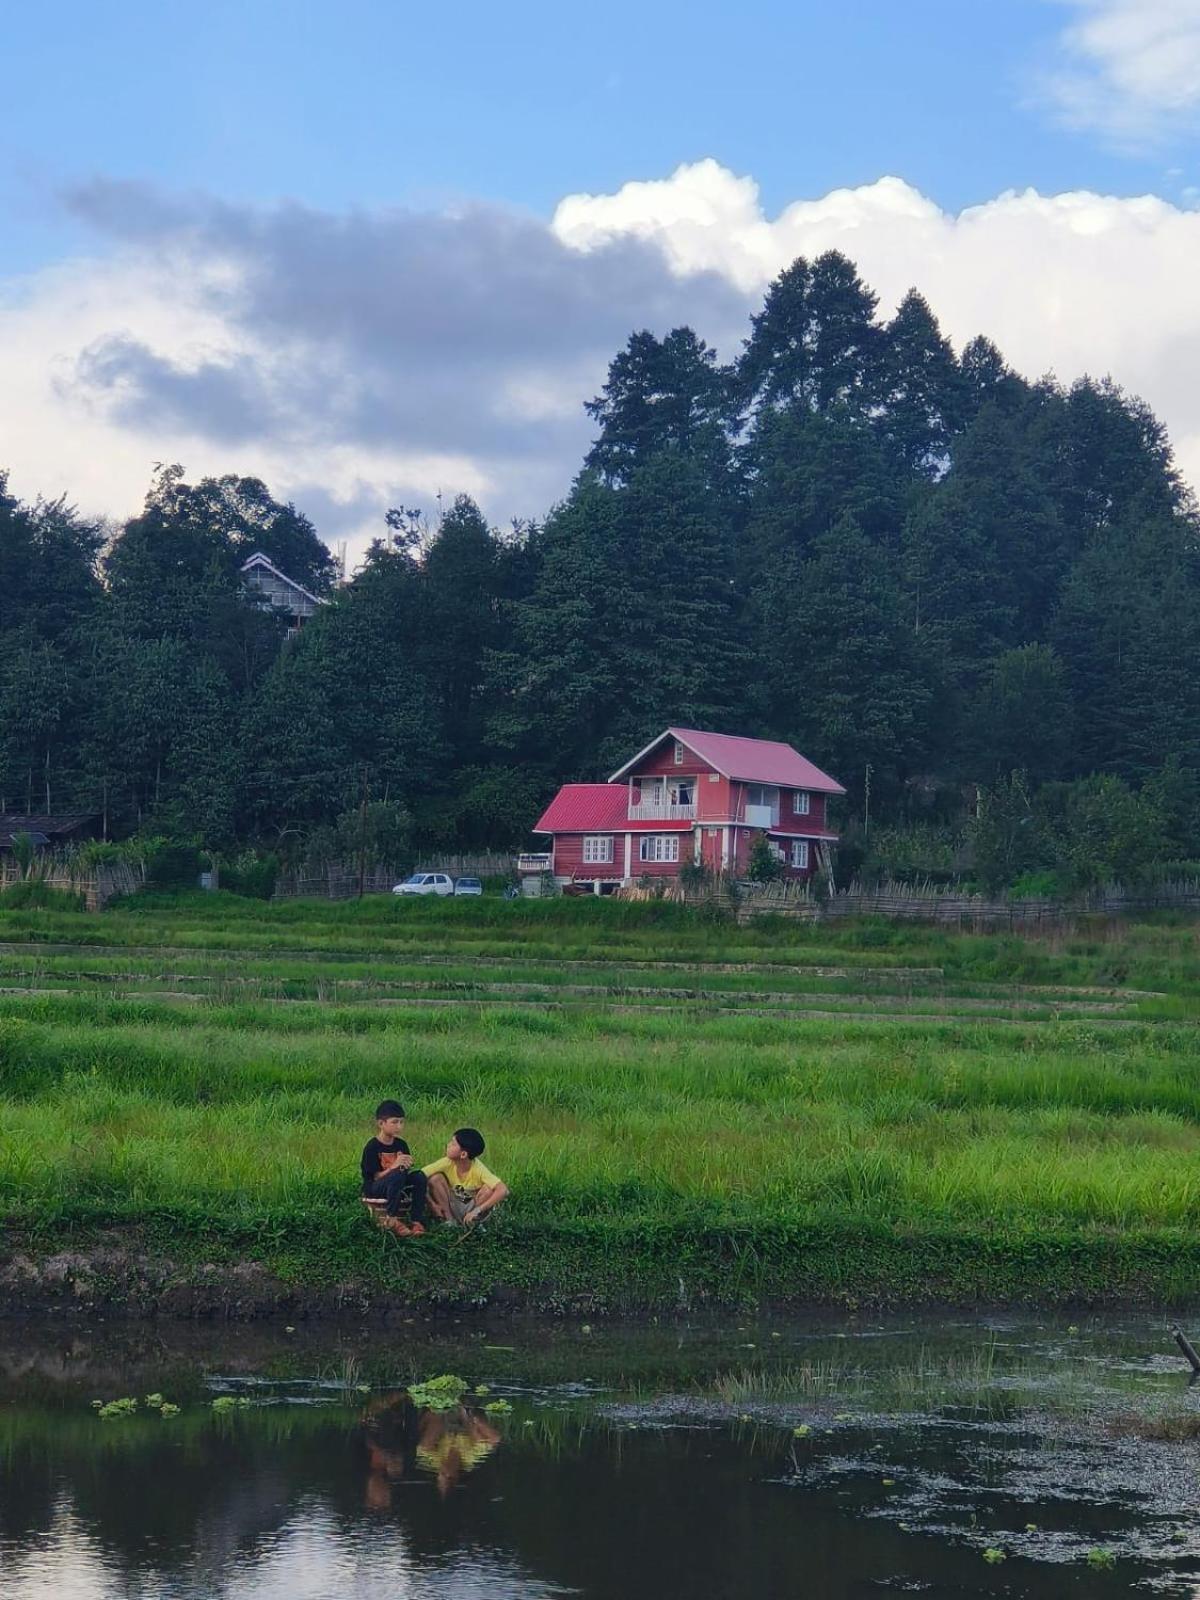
[6,1221,1200,1322]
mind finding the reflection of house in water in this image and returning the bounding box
[240,552,326,636]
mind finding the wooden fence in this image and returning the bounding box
[621,874,1200,928]
[732,876,1200,927]
[0,856,145,910]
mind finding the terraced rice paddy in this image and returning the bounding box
[2,892,1199,1310]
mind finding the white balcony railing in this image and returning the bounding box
[628,802,697,821]
[743,804,779,828]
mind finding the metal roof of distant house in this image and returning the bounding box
[533,785,694,834]
[0,813,99,850]
[240,552,327,610]
[608,728,846,793]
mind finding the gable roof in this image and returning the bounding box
[240,552,326,610]
[533,785,692,834]
[0,813,99,850]
[608,728,845,794]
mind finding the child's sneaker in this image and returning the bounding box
[408,1222,427,1236]
[381,1216,412,1237]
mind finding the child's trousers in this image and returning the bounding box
[369,1167,428,1222]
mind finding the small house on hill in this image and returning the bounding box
[533,727,844,893]
[240,552,326,634]
[0,813,101,854]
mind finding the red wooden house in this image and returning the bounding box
[531,727,844,892]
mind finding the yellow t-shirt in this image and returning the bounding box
[416,1429,498,1476]
[422,1156,499,1203]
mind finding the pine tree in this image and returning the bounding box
[418,495,502,767]
[584,327,735,490]
[738,251,882,417]
[877,289,963,474]
[964,645,1074,783]
[758,513,934,800]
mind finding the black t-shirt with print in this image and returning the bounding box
[361,1137,412,1192]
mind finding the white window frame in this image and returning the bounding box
[793,791,811,815]
[791,840,809,869]
[639,835,680,863]
[673,741,685,765]
[582,836,613,864]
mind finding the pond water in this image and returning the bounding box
[2,1313,1199,1598]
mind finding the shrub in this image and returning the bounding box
[1038,775,1167,892]
[747,832,782,883]
[221,852,279,900]
[971,773,1041,894]
[0,881,85,911]
[144,840,204,889]
[1008,869,1066,899]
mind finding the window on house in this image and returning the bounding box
[583,836,613,864]
[791,840,809,869]
[793,791,811,815]
[673,741,685,765]
[639,835,680,863]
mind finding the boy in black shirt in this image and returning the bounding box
[361,1100,428,1237]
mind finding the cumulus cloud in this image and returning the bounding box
[1040,0,1200,143]
[19,181,744,547]
[4,161,1200,558]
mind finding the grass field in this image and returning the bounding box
[3,891,1200,1312]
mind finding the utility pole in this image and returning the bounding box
[356,765,370,899]
[863,763,873,837]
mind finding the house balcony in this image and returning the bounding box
[743,804,779,828]
[627,801,697,822]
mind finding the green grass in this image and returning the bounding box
[4,895,1200,1311]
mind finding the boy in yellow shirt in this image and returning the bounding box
[423,1128,508,1227]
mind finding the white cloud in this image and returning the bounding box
[5,162,1200,558]
[1040,0,1200,143]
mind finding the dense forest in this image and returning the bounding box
[3,249,1199,889]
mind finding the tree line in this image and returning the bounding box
[3,249,1199,884]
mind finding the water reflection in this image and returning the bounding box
[3,1315,1199,1598]
[363,1392,502,1504]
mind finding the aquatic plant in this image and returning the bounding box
[407,1374,469,1411]
[92,1397,138,1420]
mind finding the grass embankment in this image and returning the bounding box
[3,894,1200,1313]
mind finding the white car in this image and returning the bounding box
[392,872,454,896]
[453,877,483,896]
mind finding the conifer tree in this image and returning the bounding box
[878,289,963,473]
[739,251,882,417]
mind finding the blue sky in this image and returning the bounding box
[5,0,1196,274]
[4,0,1200,545]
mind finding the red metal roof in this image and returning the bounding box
[609,728,845,793]
[533,785,692,834]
